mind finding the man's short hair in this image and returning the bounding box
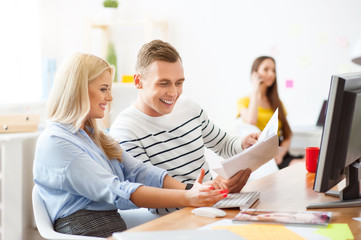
[136,39,181,76]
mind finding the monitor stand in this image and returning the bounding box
[307,196,361,209]
[307,161,361,209]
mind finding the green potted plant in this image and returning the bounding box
[102,0,119,22]
[103,0,118,8]
[106,42,118,82]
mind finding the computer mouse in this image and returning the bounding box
[191,207,226,218]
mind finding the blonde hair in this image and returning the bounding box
[47,53,122,162]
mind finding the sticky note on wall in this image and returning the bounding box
[122,75,134,83]
[338,37,349,48]
[286,79,294,88]
[299,55,311,68]
[269,45,280,56]
[337,64,351,74]
[318,32,329,45]
[289,24,301,37]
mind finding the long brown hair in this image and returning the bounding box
[251,56,292,140]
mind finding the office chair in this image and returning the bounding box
[32,185,105,240]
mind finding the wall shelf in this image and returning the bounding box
[86,17,168,82]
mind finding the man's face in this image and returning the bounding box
[136,59,185,117]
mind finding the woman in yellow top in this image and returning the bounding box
[237,56,303,169]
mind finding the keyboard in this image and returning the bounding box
[213,191,260,209]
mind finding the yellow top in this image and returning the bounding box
[236,96,284,136]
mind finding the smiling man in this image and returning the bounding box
[109,40,259,213]
[133,57,184,117]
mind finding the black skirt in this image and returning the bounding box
[277,138,304,169]
[54,209,127,238]
[277,151,304,169]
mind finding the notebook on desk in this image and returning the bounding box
[112,229,245,240]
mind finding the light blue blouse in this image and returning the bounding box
[33,121,167,223]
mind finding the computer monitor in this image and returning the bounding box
[316,100,327,127]
[307,72,361,209]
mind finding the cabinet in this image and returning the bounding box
[0,132,40,240]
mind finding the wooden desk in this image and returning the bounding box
[127,162,361,238]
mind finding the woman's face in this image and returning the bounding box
[256,58,276,87]
[87,70,113,120]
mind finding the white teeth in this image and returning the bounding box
[160,99,174,104]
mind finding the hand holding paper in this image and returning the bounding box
[213,109,281,179]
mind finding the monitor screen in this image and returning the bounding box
[308,72,361,209]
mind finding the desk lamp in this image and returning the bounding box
[351,36,361,65]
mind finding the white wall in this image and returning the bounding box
[156,0,361,128]
[2,0,361,131]
[0,0,42,105]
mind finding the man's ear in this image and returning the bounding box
[134,74,142,89]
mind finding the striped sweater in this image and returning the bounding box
[109,97,244,184]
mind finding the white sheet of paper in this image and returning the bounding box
[213,109,281,179]
[258,108,278,142]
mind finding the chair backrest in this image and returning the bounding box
[32,185,105,240]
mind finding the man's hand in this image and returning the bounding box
[241,132,261,149]
[212,168,252,193]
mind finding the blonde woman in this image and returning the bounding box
[33,53,227,237]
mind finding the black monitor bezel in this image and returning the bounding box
[314,72,361,193]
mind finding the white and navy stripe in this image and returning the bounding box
[110,97,243,185]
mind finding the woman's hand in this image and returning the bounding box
[241,132,261,149]
[251,72,264,94]
[185,169,228,207]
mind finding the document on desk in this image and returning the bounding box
[213,109,282,179]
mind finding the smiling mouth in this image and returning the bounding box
[99,104,106,110]
[160,99,174,105]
